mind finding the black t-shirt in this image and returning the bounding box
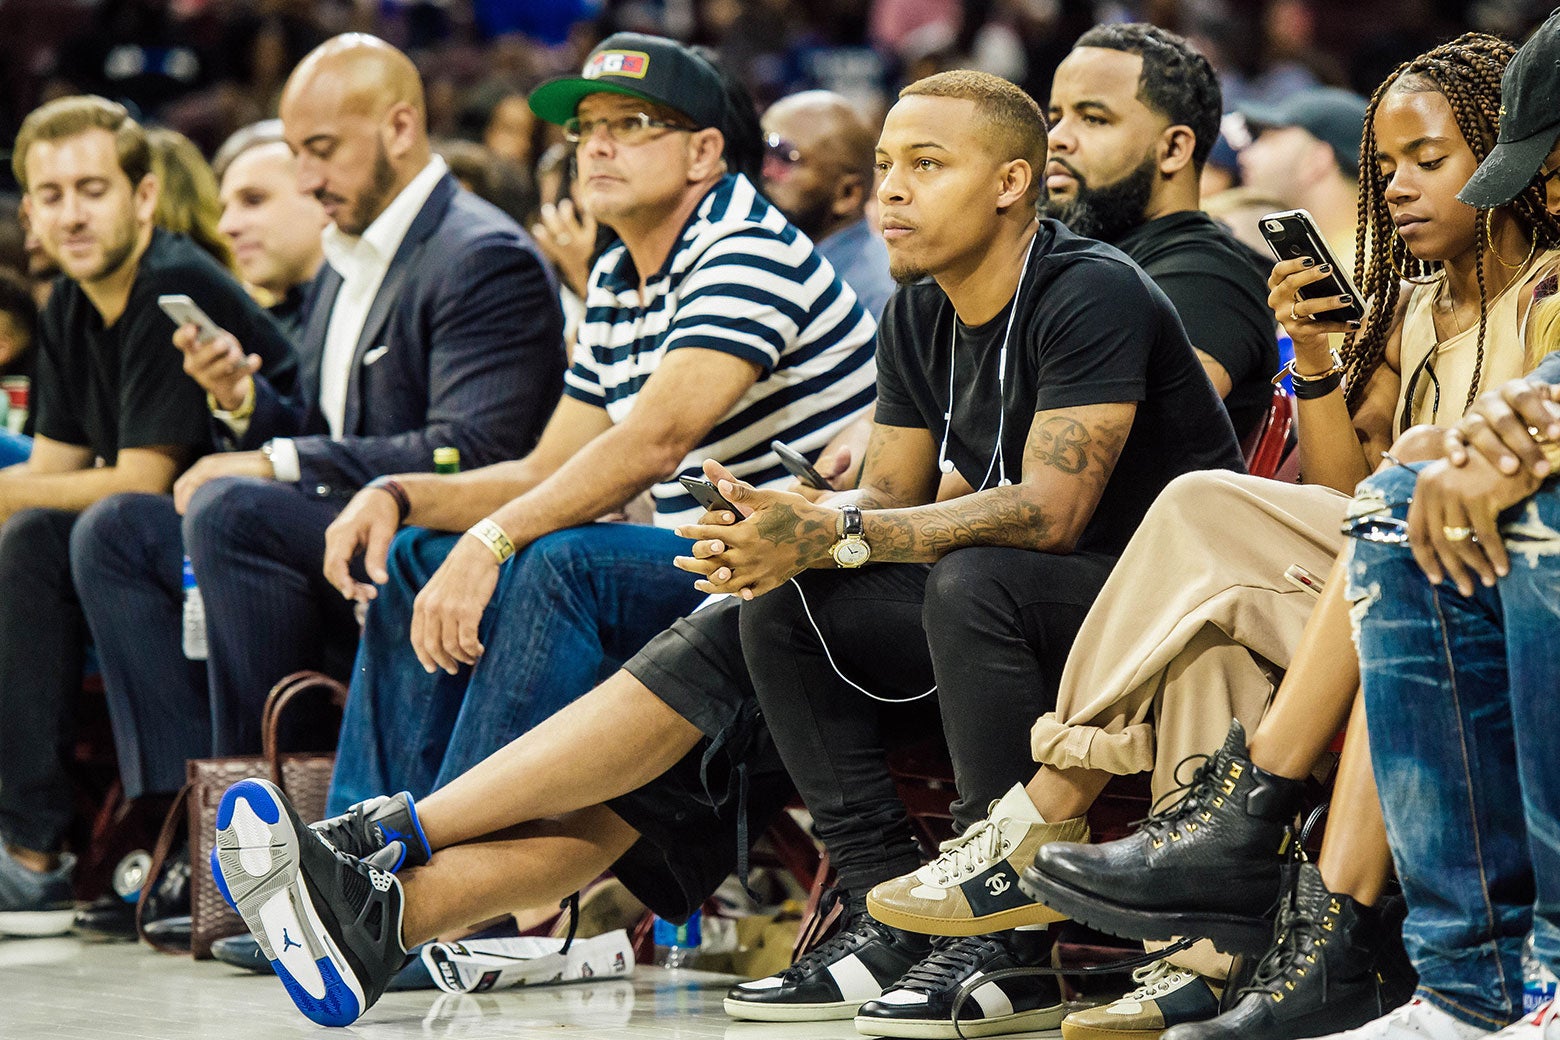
[35,229,296,464]
[875,219,1245,557]
[1111,211,1278,440]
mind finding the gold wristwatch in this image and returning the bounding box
[830,504,871,568]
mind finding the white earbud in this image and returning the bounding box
[940,458,955,474]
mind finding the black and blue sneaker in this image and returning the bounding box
[725,893,932,1021]
[311,792,431,872]
[211,778,410,1027]
[855,930,1067,1038]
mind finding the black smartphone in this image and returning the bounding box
[1258,209,1365,324]
[771,439,829,490]
[679,475,737,514]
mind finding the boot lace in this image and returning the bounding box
[894,934,1006,994]
[1240,886,1332,1002]
[1132,751,1220,845]
[927,816,1011,885]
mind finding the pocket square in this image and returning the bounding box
[363,345,390,366]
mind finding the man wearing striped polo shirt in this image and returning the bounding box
[318,32,877,814]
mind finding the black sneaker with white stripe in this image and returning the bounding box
[855,930,1067,1039]
[724,894,932,1021]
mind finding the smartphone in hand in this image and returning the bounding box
[1258,209,1365,324]
[771,439,829,490]
[157,293,224,344]
[680,475,738,514]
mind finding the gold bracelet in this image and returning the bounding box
[209,380,256,419]
[466,517,516,564]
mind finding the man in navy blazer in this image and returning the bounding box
[72,34,565,842]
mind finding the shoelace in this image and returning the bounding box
[1132,751,1220,839]
[1123,960,1197,1001]
[1241,890,1330,1000]
[894,935,1007,994]
[311,797,387,856]
[929,817,1010,885]
[784,895,874,980]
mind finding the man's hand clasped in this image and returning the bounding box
[674,461,843,600]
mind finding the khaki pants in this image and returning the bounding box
[1028,470,1352,980]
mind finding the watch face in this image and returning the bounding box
[833,539,871,568]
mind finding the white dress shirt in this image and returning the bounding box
[265,155,448,482]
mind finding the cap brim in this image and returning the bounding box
[1235,101,1291,133]
[528,77,665,126]
[1459,131,1557,208]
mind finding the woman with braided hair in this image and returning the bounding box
[863,31,1560,1040]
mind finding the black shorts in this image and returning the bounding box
[605,596,795,922]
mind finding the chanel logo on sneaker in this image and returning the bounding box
[368,868,393,892]
[985,872,1011,895]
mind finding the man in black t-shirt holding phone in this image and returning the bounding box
[686,70,1244,1033]
[0,95,296,938]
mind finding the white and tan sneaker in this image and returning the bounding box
[867,784,1088,936]
[1061,961,1220,1040]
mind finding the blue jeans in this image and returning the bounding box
[1346,463,1560,1029]
[327,523,704,814]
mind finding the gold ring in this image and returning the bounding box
[1290,301,1301,322]
[1442,525,1474,542]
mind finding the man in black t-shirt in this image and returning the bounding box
[0,95,296,938]
[686,70,1243,1033]
[1045,23,1277,440]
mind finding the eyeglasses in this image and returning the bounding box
[764,132,803,166]
[564,112,697,145]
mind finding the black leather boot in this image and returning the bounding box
[1019,720,1304,954]
[1159,863,1413,1040]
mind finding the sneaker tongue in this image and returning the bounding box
[990,784,1045,826]
[1220,719,1248,758]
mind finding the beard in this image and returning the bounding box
[889,256,930,285]
[339,142,398,236]
[1045,153,1158,244]
[780,192,836,245]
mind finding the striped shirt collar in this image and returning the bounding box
[596,173,751,294]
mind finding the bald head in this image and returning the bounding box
[283,34,426,123]
[761,90,878,241]
[279,34,433,235]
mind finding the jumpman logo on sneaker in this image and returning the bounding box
[377,824,408,845]
[282,928,302,953]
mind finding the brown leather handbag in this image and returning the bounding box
[140,670,347,958]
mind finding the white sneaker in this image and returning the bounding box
[866,785,1088,936]
[1487,1002,1560,1039]
[1315,999,1492,1040]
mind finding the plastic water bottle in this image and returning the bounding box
[1524,932,1557,1014]
[652,910,701,969]
[181,555,207,660]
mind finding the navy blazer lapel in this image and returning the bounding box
[299,265,341,429]
[342,172,457,433]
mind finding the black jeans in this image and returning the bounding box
[739,546,1117,896]
[0,509,88,852]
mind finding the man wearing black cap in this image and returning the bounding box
[1238,85,1368,275]
[1324,10,1560,1040]
[314,31,876,838]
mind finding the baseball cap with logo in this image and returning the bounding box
[529,32,726,131]
[1459,8,1560,208]
[1239,87,1369,177]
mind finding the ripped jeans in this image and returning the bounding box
[1345,462,1560,1029]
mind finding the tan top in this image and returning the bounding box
[1395,247,1560,431]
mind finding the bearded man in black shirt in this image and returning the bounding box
[0,96,296,937]
[1045,23,1277,440]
